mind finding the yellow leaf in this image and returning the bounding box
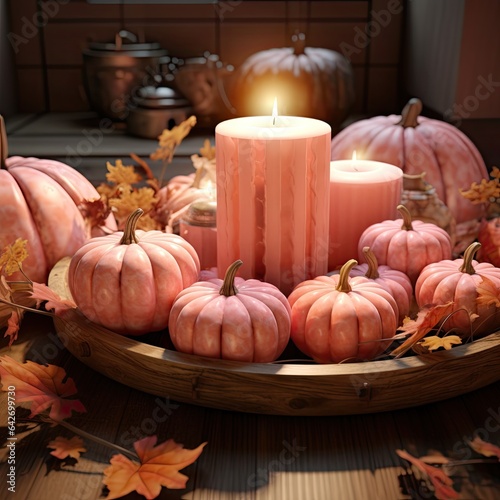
[105,160,142,186]
[199,138,215,160]
[0,238,29,276]
[150,116,197,163]
[476,275,500,308]
[418,335,462,351]
[109,186,158,229]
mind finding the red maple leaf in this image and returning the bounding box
[103,436,206,499]
[31,283,76,315]
[0,355,86,421]
[396,449,459,500]
[467,436,500,460]
[390,302,455,357]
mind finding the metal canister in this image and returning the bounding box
[179,200,217,270]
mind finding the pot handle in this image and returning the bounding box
[115,30,138,50]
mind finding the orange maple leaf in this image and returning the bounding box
[396,449,459,500]
[0,355,86,421]
[467,436,500,460]
[390,302,455,358]
[31,283,77,315]
[103,436,206,499]
[476,275,500,308]
[47,436,87,459]
[105,159,142,186]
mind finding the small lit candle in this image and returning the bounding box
[329,153,403,271]
[216,102,331,295]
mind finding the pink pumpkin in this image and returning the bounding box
[358,205,452,284]
[68,209,200,335]
[288,259,398,363]
[1,108,116,283]
[1,155,117,283]
[330,98,489,224]
[330,246,412,324]
[168,260,291,362]
[415,242,500,337]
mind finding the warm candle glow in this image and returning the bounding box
[352,151,357,161]
[272,97,278,125]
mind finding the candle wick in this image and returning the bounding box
[273,116,276,126]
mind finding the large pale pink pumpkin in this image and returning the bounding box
[330,98,489,223]
[68,209,200,335]
[0,116,117,283]
[288,259,398,363]
[415,242,500,336]
[232,33,355,130]
[358,205,452,285]
[168,260,291,362]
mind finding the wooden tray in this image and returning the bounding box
[49,258,500,416]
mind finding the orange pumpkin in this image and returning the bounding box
[288,259,398,363]
[330,98,489,224]
[415,242,500,336]
[168,260,291,362]
[0,116,117,283]
[232,33,355,129]
[68,209,200,335]
[358,205,452,285]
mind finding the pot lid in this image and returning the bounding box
[86,30,165,53]
[134,86,191,109]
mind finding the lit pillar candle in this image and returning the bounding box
[329,157,403,271]
[216,109,331,295]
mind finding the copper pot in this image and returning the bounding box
[82,30,167,121]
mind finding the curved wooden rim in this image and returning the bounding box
[50,258,500,415]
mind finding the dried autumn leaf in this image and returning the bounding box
[476,275,500,308]
[0,277,32,346]
[418,335,462,351]
[31,283,77,315]
[199,138,215,161]
[0,238,29,276]
[4,310,21,346]
[150,116,197,163]
[103,436,206,499]
[396,449,459,500]
[391,302,455,358]
[47,436,87,459]
[467,436,500,460]
[109,186,159,230]
[78,198,112,230]
[0,355,86,421]
[105,160,142,186]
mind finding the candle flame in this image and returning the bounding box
[272,97,278,125]
[352,151,357,161]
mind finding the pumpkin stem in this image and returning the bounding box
[362,247,379,279]
[0,115,8,168]
[291,32,306,55]
[459,242,481,275]
[119,208,143,245]
[220,259,243,296]
[398,204,414,231]
[397,98,422,128]
[336,259,358,293]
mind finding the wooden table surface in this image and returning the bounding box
[1,314,499,500]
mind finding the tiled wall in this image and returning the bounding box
[7,0,405,116]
